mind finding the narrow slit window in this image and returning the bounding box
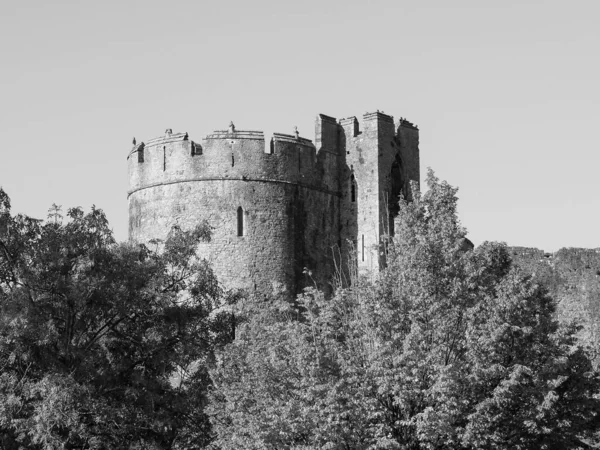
[232,153,235,167]
[351,174,356,202]
[237,207,244,236]
[163,146,166,171]
[138,148,144,163]
[362,235,364,261]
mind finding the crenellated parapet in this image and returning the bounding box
[127,124,338,198]
[204,129,264,140]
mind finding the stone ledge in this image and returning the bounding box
[363,111,394,123]
[127,177,341,198]
[272,133,313,146]
[146,132,188,147]
[205,130,265,140]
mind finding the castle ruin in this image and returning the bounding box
[127,111,420,296]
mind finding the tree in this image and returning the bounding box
[208,170,600,449]
[0,189,235,448]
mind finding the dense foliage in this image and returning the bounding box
[1,170,599,449]
[208,171,600,449]
[0,190,235,448]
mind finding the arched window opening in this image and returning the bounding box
[350,174,356,203]
[389,154,405,236]
[237,207,244,236]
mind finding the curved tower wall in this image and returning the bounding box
[128,129,340,297]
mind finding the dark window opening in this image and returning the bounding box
[269,138,274,154]
[138,148,144,163]
[163,146,166,171]
[237,207,244,236]
[231,153,235,167]
[192,142,202,156]
[351,174,356,202]
[361,235,364,261]
[389,154,405,236]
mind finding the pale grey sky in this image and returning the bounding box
[0,0,598,251]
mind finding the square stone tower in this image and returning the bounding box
[315,111,420,277]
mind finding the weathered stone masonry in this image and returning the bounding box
[127,112,420,297]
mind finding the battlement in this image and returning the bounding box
[146,131,188,147]
[363,110,394,123]
[127,129,193,161]
[203,129,313,146]
[339,116,360,137]
[272,132,313,146]
[205,130,265,140]
[127,124,330,197]
[338,112,415,139]
[127,114,418,205]
[398,117,418,130]
[130,124,315,160]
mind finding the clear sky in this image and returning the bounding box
[0,0,598,251]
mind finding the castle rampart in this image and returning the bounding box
[128,111,420,297]
[128,128,329,196]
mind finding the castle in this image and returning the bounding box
[127,111,420,297]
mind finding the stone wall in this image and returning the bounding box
[128,111,420,297]
[337,112,421,275]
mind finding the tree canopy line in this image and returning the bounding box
[0,170,599,449]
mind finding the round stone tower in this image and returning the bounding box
[127,125,341,297]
